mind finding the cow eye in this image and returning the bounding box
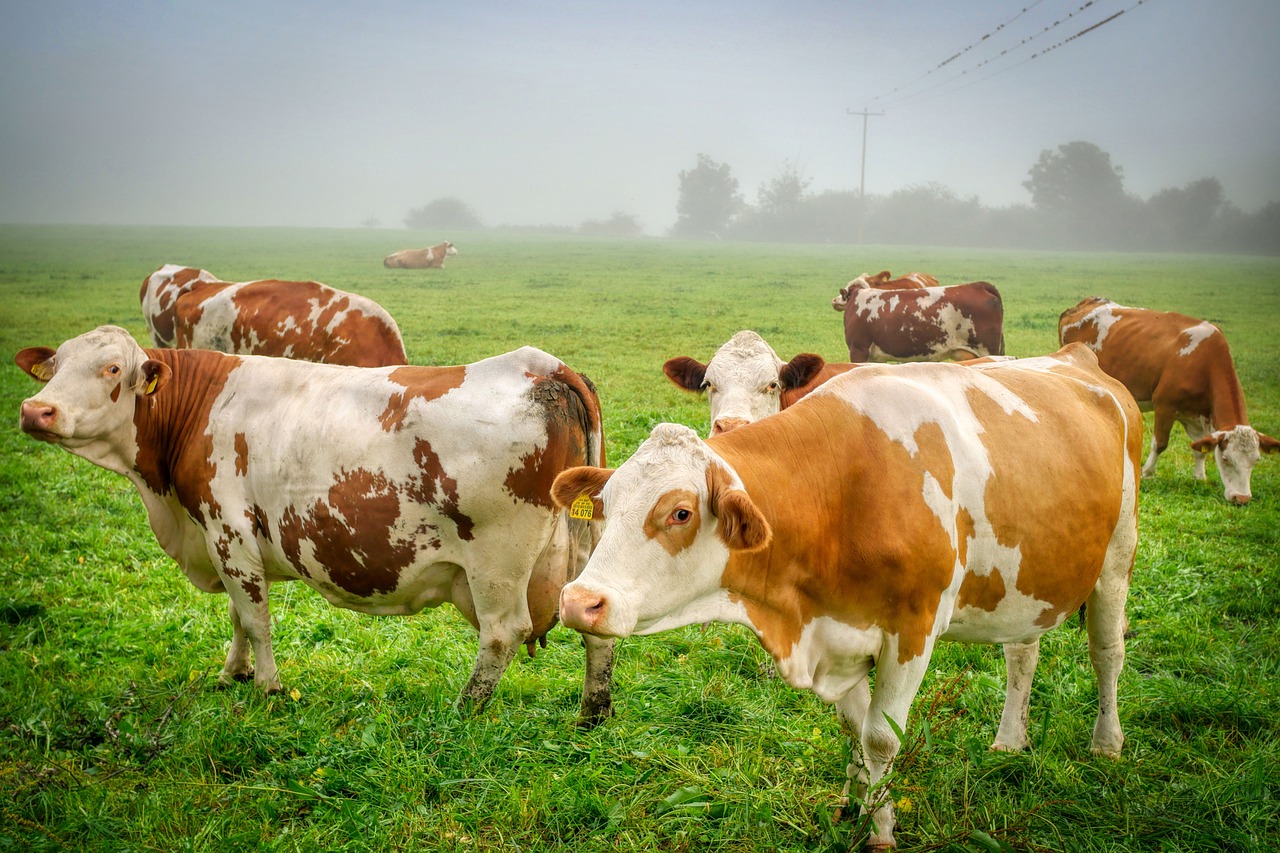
[107,364,121,376]
[766,381,780,392]
[669,508,693,525]
[701,382,714,394]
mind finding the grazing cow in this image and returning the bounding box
[553,344,1140,850]
[831,270,939,310]
[383,241,458,269]
[1059,296,1278,504]
[834,280,1004,363]
[15,326,614,722]
[141,264,407,367]
[664,331,1013,436]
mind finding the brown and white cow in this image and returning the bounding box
[553,344,1140,850]
[835,280,1004,364]
[1059,296,1278,504]
[830,270,939,310]
[662,331,856,435]
[141,264,407,367]
[383,241,458,269]
[15,326,614,722]
[664,331,1013,436]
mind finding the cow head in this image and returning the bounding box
[663,331,826,435]
[15,325,170,472]
[1190,425,1279,505]
[443,242,458,257]
[552,423,770,637]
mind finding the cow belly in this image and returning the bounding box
[297,560,463,616]
[942,598,1076,645]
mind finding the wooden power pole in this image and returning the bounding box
[848,109,883,243]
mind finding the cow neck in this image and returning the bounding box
[1206,348,1250,430]
[132,348,236,500]
[707,409,876,661]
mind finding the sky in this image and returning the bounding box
[2,0,1278,234]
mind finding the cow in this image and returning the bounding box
[140,264,407,367]
[383,241,458,269]
[15,325,614,723]
[1059,296,1278,504]
[834,280,1004,364]
[551,344,1140,850]
[830,270,939,311]
[664,330,1013,436]
[662,331,856,435]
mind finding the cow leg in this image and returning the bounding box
[1085,566,1131,757]
[833,677,872,823]
[577,633,615,726]
[1182,417,1212,481]
[991,639,1040,752]
[456,549,537,713]
[856,650,933,851]
[221,579,280,694]
[1142,408,1175,478]
[217,598,255,685]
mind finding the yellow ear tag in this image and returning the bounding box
[30,363,51,381]
[145,375,158,395]
[569,494,595,520]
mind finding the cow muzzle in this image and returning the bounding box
[19,400,60,441]
[560,585,614,636]
[1227,492,1252,506]
[711,417,751,435]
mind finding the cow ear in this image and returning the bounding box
[662,356,708,393]
[706,463,771,552]
[1259,433,1280,454]
[14,347,56,382]
[1190,434,1223,452]
[139,359,172,396]
[780,353,825,390]
[551,466,614,520]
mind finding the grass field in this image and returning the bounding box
[1,225,1277,852]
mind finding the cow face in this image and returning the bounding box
[15,325,169,470]
[553,423,770,637]
[1191,425,1278,505]
[664,331,806,435]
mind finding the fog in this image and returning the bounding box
[2,0,1278,234]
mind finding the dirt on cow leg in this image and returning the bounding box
[576,633,615,727]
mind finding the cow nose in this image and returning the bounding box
[20,400,57,433]
[560,586,608,633]
[712,418,750,435]
[1228,493,1252,506]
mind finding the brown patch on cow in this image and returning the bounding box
[234,433,249,476]
[643,489,702,556]
[110,382,121,403]
[963,381,1123,629]
[409,438,474,541]
[954,506,975,573]
[378,366,467,432]
[277,467,416,597]
[241,579,263,604]
[712,397,958,665]
[245,504,274,544]
[958,568,1006,612]
[504,375,593,508]
[132,348,238,526]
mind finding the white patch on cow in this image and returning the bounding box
[1178,322,1218,356]
[773,616,880,701]
[701,331,785,430]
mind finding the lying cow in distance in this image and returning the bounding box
[835,279,1005,364]
[383,241,458,269]
[141,264,407,367]
[15,326,614,722]
[1059,296,1278,504]
[830,270,939,310]
[553,344,1140,850]
[664,330,1011,435]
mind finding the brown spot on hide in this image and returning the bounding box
[110,383,121,403]
[234,433,249,476]
[241,579,263,604]
[957,568,1006,612]
[504,375,592,507]
[378,365,467,432]
[409,438,474,541]
[643,489,703,555]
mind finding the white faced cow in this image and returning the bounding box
[1059,296,1278,504]
[553,344,1140,850]
[383,242,458,269]
[141,264,408,367]
[16,326,613,722]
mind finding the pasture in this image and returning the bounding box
[1,225,1277,852]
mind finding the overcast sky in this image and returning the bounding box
[2,0,1277,234]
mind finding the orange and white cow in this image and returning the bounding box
[383,241,458,269]
[662,331,856,435]
[830,270,939,310]
[1059,296,1278,504]
[663,330,1012,436]
[553,344,1140,850]
[141,264,407,367]
[16,326,614,722]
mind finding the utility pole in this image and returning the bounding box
[848,108,883,244]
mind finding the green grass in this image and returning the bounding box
[1,226,1277,852]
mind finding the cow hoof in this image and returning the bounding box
[216,669,255,688]
[576,701,614,729]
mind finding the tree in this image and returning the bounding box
[757,161,811,214]
[404,197,483,231]
[1147,178,1225,249]
[1023,141,1133,246]
[671,154,742,239]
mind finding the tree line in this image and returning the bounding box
[672,143,1280,254]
